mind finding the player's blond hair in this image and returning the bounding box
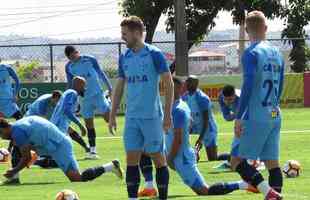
[245,11,267,35]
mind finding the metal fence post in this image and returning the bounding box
[118,42,122,58]
[49,44,54,83]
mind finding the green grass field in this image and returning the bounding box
[1,108,310,200]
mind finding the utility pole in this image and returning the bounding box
[174,0,188,76]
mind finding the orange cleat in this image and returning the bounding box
[138,188,158,197]
[246,184,260,193]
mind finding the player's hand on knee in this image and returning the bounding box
[234,119,242,138]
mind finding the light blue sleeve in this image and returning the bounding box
[150,49,170,74]
[219,95,235,121]
[173,108,186,129]
[65,62,73,89]
[7,66,20,96]
[90,57,112,91]
[63,93,82,127]
[196,91,210,112]
[236,51,256,120]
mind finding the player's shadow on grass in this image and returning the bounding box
[0,182,59,187]
[140,195,197,200]
[207,171,235,175]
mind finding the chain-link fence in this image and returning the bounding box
[0,38,309,83]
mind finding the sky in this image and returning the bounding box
[0,0,307,40]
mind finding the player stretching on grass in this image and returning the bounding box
[233,11,284,200]
[0,116,123,183]
[0,62,23,184]
[109,16,174,200]
[183,75,230,162]
[166,77,258,195]
[65,45,112,159]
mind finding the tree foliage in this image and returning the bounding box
[16,61,41,82]
[282,0,310,73]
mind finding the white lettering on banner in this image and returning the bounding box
[18,87,39,99]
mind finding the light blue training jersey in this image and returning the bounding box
[118,43,170,119]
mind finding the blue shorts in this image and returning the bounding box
[51,137,79,173]
[123,117,164,154]
[238,118,281,160]
[80,93,110,119]
[174,151,207,189]
[0,99,19,118]
[230,137,240,157]
[203,131,217,148]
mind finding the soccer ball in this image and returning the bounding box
[283,160,301,178]
[0,148,10,163]
[55,189,79,200]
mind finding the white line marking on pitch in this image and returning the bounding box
[96,129,310,140]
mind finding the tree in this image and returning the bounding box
[16,61,42,82]
[282,0,310,73]
[120,0,172,43]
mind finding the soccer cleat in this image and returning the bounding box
[111,159,123,179]
[265,189,283,200]
[85,152,100,160]
[138,188,158,197]
[246,184,260,193]
[1,178,20,185]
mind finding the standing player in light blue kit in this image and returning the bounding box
[166,77,257,195]
[233,11,284,200]
[0,116,123,183]
[0,62,23,184]
[109,16,174,200]
[65,45,112,159]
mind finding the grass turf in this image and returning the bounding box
[0,108,310,200]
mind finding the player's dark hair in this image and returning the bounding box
[120,16,145,33]
[52,90,62,99]
[0,118,10,128]
[64,45,77,57]
[222,85,235,97]
[173,77,183,86]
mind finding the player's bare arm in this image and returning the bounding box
[195,110,209,151]
[4,144,32,178]
[161,72,174,132]
[109,78,125,134]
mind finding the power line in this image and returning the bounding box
[0,2,118,10]
[0,6,118,16]
[0,0,118,29]
[0,10,119,21]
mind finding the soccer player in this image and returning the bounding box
[50,77,89,153]
[233,11,284,200]
[183,75,229,161]
[65,45,112,159]
[0,62,23,184]
[0,116,123,183]
[166,77,256,195]
[109,16,174,200]
[25,90,62,118]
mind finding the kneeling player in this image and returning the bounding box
[0,116,123,183]
[50,77,90,154]
[166,77,256,195]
